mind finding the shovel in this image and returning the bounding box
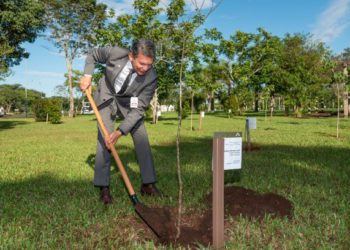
[84,87,169,238]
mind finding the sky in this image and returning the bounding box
[2,0,350,97]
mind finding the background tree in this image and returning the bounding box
[185,66,205,130]
[0,0,45,79]
[233,28,282,112]
[200,62,225,111]
[276,33,331,116]
[44,0,107,117]
[33,97,62,124]
[336,48,350,118]
[0,84,43,113]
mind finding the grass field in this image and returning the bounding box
[1,112,349,249]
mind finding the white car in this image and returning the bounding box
[0,106,5,117]
[81,107,94,115]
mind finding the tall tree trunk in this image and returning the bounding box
[270,94,275,118]
[284,105,289,116]
[6,104,12,114]
[296,105,302,118]
[65,47,74,118]
[343,91,348,118]
[210,92,215,111]
[254,92,259,112]
[207,95,211,112]
[151,89,158,124]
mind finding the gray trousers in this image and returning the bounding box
[93,106,156,187]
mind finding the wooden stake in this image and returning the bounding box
[212,135,224,249]
[245,119,251,151]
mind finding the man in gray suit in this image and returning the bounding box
[80,39,162,204]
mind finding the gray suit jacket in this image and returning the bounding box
[84,46,157,135]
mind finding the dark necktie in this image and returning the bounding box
[118,69,134,94]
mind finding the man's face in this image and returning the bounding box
[129,52,154,76]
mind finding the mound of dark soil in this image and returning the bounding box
[136,186,293,249]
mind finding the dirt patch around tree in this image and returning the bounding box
[243,142,261,152]
[131,186,293,249]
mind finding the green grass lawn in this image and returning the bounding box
[1,112,349,249]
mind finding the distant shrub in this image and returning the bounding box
[33,98,62,124]
[224,94,240,115]
[176,100,190,119]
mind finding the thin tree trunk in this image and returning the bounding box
[211,92,215,111]
[176,39,185,240]
[343,91,348,118]
[337,83,340,138]
[190,91,194,131]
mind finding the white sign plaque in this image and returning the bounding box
[247,117,257,129]
[130,97,138,108]
[224,136,242,170]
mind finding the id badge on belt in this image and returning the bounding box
[130,97,138,108]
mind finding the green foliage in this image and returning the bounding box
[276,33,331,110]
[45,0,107,53]
[44,0,108,117]
[0,84,23,112]
[193,93,206,111]
[167,0,185,22]
[0,84,43,113]
[176,99,190,119]
[33,98,62,124]
[223,94,240,115]
[0,0,45,78]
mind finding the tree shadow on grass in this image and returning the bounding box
[0,120,30,131]
[156,116,178,122]
[82,134,350,207]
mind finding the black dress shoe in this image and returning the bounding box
[100,187,112,205]
[140,183,163,197]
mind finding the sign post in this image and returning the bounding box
[244,117,256,151]
[212,132,242,249]
[199,111,205,130]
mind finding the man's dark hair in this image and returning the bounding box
[131,39,156,59]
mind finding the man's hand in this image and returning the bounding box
[105,130,123,150]
[80,75,92,92]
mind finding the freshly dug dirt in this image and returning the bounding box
[135,186,293,249]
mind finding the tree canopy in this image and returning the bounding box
[0,0,46,79]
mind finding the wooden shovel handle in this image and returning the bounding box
[85,87,136,196]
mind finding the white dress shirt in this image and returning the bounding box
[114,61,136,93]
